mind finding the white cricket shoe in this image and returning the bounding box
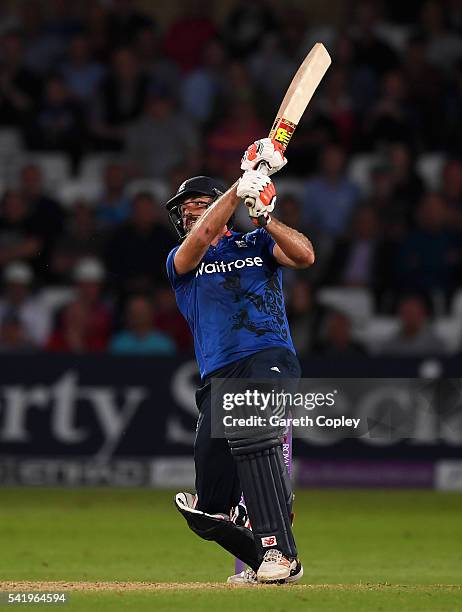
[227,568,258,585]
[257,549,301,583]
[227,560,303,585]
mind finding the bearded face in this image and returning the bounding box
[181,197,214,234]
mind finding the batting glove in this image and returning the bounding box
[241,138,287,176]
[237,170,276,226]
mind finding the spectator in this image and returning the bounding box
[47,257,111,352]
[110,294,176,354]
[46,300,106,352]
[0,190,42,271]
[386,142,425,215]
[105,192,176,291]
[134,24,179,95]
[275,193,329,279]
[333,33,377,114]
[279,7,308,61]
[181,38,227,124]
[153,286,193,352]
[316,310,366,356]
[164,0,216,72]
[322,206,385,287]
[60,33,105,105]
[367,164,408,237]
[0,312,36,352]
[442,159,462,226]
[249,33,296,113]
[381,295,447,355]
[51,201,106,283]
[0,30,41,126]
[403,35,444,150]
[20,1,64,75]
[83,4,111,62]
[396,192,461,297]
[286,279,315,356]
[92,47,149,150]
[72,257,112,345]
[351,0,400,75]
[445,61,462,155]
[96,162,131,227]
[278,194,304,230]
[19,164,64,235]
[363,69,415,149]
[41,0,83,50]
[125,91,199,178]
[207,98,264,182]
[0,261,51,346]
[365,145,424,234]
[223,0,279,58]
[419,0,462,72]
[303,143,360,236]
[317,67,356,150]
[106,0,154,49]
[19,163,65,276]
[23,74,85,164]
[222,60,257,108]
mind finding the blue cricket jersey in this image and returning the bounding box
[166,228,296,379]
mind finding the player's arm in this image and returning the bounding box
[237,166,314,269]
[174,183,240,275]
[266,218,315,269]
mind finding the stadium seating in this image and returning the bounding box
[416,154,446,191]
[57,180,102,207]
[317,287,374,326]
[347,153,382,196]
[23,153,71,192]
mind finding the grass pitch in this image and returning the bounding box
[0,488,461,610]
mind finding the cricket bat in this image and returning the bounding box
[245,42,331,207]
[234,45,331,575]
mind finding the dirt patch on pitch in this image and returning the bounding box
[0,582,225,591]
[1,582,461,592]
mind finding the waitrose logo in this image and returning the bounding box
[196,256,263,277]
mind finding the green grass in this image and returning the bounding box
[0,488,461,610]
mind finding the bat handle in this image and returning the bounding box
[244,161,271,208]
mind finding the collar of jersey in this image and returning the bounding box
[209,230,235,250]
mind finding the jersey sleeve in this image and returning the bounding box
[255,228,277,261]
[166,246,183,288]
[166,246,195,289]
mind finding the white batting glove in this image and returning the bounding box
[237,170,276,226]
[241,138,287,176]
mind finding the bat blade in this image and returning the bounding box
[244,43,331,210]
[269,43,331,150]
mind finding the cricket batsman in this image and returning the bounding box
[166,139,315,584]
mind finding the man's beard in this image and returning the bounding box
[184,212,205,233]
[184,216,197,233]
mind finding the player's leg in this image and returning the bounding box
[194,380,241,514]
[227,347,302,582]
[175,379,261,571]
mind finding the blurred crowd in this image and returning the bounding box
[0,0,462,358]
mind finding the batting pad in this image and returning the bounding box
[229,440,297,562]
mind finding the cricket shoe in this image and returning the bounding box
[231,501,251,529]
[227,568,258,585]
[175,492,198,510]
[257,549,303,583]
[227,561,303,586]
[174,492,229,521]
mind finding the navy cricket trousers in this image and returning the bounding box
[194,346,301,514]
